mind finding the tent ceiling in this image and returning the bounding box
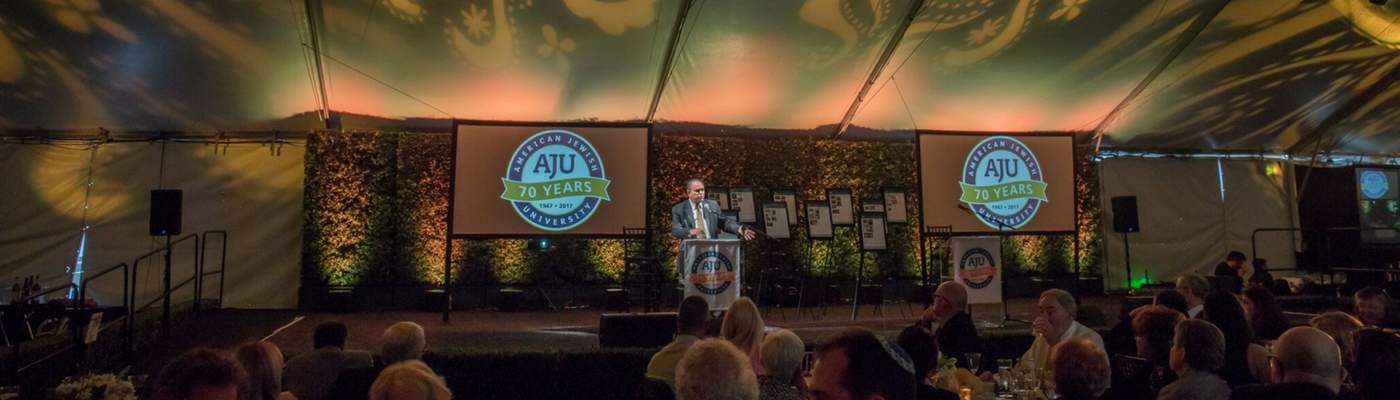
[1,0,1397,155]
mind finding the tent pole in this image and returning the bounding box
[645,0,698,122]
[832,0,928,139]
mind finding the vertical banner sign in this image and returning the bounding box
[680,239,743,310]
[884,188,908,223]
[828,188,854,226]
[773,190,798,226]
[859,212,887,251]
[807,201,834,239]
[708,187,730,210]
[762,203,791,239]
[731,187,757,223]
[951,237,1003,304]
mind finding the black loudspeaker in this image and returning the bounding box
[1112,196,1139,233]
[150,189,183,236]
[599,312,677,348]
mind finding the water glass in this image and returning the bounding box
[966,352,983,374]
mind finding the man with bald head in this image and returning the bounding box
[1230,326,1345,400]
[914,281,982,370]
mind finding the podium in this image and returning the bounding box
[678,239,743,310]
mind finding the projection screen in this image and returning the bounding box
[919,133,1076,234]
[450,122,650,237]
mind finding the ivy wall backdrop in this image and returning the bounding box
[302,131,1101,301]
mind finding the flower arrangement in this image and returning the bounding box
[53,374,136,400]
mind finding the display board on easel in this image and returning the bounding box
[730,187,757,223]
[859,211,888,251]
[762,202,791,239]
[828,188,854,226]
[806,201,833,239]
[772,189,798,226]
[708,186,730,210]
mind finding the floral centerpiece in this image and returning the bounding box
[54,374,136,400]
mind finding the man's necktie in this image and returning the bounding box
[693,202,710,238]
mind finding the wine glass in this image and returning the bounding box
[966,352,983,374]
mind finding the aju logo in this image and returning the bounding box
[687,251,736,295]
[959,136,1048,230]
[958,247,996,290]
[500,130,612,231]
[1360,170,1389,200]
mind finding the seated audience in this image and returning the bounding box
[151,347,249,400]
[1153,289,1190,316]
[1020,289,1105,374]
[330,321,427,400]
[1103,305,1183,400]
[1201,291,1267,386]
[758,329,806,400]
[1309,311,1363,372]
[368,360,451,400]
[675,338,759,400]
[1157,319,1230,400]
[1230,327,1345,400]
[1349,328,1400,400]
[283,321,374,400]
[809,327,917,400]
[1214,251,1248,294]
[1353,287,1399,329]
[1241,285,1290,340]
[1175,274,1210,318]
[895,326,958,400]
[914,281,981,370]
[722,297,767,375]
[647,295,711,389]
[1051,338,1111,400]
[236,341,297,400]
[1248,259,1275,290]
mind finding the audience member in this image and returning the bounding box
[368,360,451,400]
[1052,338,1111,400]
[895,326,958,400]
[809,327,917,400]
[647,295,711,389]
[1020,289,1105,374]
[1241,286,1290,341]
[1153,290,1190,316]
[330,321,427,400]
[1309,312,1363,371]
[675,338,759,400]
[1353,287,1399,328]
[722,297,767,375]
[1157,319,1230,400]
[1116,305,1184,399]
[1230,327,1344,400]
[236,341,296,400]
[1349,328,1400,400]
[1248,259,1275,289]
[1214,251,1248,294]
[914,281,981,370]
[150,347,249,400]
[1201,291,1266,386]
[283,321,374,400]
[1176,274,1210,318]
[758,329,806,400]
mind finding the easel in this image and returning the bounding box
[851,210,888,321]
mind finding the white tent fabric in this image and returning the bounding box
[1099,158,1297,290]
[0,142,302,309]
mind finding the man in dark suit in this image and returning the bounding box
[670,179,755,241]
[913,281,981,370]
[1230,327,1344,400]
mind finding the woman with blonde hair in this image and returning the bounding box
[721,297,766,375]
[234,341,296,400]
[370,360,452,400]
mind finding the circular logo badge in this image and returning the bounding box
[959,136,1048,230]
[1360,170,1390,200]
[687,251,736,295]
[958,247,997,290]
[500,130,612,231]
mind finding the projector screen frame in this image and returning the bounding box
[447,119,653,240]
[915,131,1078,237]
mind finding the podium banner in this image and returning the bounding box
[680,239,743,310]
[951,237,1002,304]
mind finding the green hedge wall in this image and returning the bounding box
[302,131,1101,287]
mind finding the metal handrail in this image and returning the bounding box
[135,276,197,314]
[15,283,75,305]
[8,283,76,378]
[128,233,199,351]
[78,262,127,309]
[197,230,228,310]
[1251,226,1400,271]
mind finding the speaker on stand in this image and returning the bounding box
[1111,196,1140,292]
